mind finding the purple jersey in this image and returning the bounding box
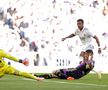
[57,60,95,79]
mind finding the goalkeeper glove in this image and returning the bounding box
[19,58,29,66]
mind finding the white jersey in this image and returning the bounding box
[74,27,94,50]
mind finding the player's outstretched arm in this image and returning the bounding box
[2,50,29,66]
[93,35,101,54]
[62,33,75,41]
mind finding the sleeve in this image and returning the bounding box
[86,28,94,37]
[74,29,79,35]
[2,50,19,62]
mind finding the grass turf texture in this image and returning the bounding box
[0,74,108,90]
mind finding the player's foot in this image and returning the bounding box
[67,77,75,80]
[36,77,44,81]
[97,71,102,79]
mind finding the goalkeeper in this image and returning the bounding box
[0,49,44,81]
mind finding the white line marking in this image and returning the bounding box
[23,78,108,87]
[44,80,108,87]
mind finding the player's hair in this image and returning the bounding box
[85,49,93,55]
[77,19,84,23]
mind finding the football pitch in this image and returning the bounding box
[0,74,108,90]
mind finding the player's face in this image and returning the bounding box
[77,21,84,30]
[83,52,89,60]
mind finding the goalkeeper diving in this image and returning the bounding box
[0,49,44,81]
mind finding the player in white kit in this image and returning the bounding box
[62,19,101,58]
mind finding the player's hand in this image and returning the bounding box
[62,38,66,41]
[22,58,29,66]
[98,48,101,54]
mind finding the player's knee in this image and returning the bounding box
[52,70,57,75]
[80,51,85,57]
[52,70,60,77]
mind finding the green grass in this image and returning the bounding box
[0,74,108,90]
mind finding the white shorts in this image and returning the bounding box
[82,44,94,51]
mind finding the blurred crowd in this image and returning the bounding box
[0,0,108,62]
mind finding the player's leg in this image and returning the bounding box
[92,70,102,79]
[85,49,94,61]
[0,68,5,78]
[18,72,44,81]
[52,69,61,78]
[5,65,44,81]
[0,67,5,78]
[0,73,4,78]
[52,69,68,79]
[35,74,53,79]
[85,44,94,60]
[36,69,73,79]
